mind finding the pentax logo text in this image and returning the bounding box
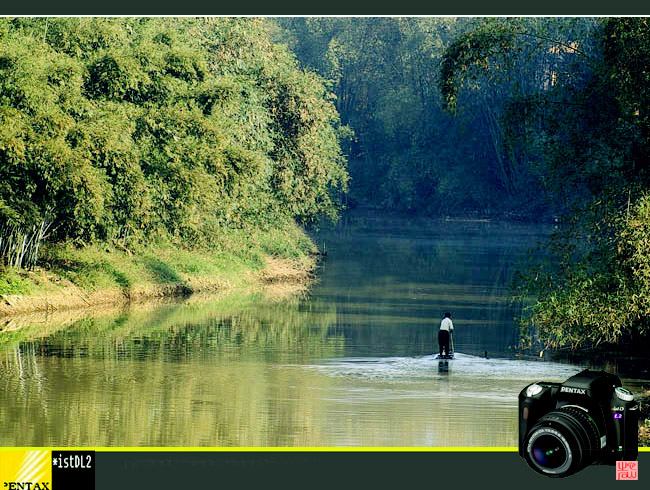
[616,461,638,480]
[560,386,587,395]
[3,484,50,490]
[0,451,51,490]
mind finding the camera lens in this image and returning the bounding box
[531,433,569,469]
[524,406,601,477]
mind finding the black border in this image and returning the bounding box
[1,0,649,16]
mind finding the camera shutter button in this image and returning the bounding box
[614,387,634,402]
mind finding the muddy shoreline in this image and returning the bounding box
[0,256,317,319]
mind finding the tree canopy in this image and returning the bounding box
[0,18,349,268]
[277,18,565,218]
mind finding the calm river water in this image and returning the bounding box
[0,214,646,447]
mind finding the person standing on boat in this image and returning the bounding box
[438,312,454,357]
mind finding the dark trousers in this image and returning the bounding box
[438,330,450,356]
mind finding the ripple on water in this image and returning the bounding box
[305,353,585,383]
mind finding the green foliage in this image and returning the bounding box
[440,20,519,113]
[517,193,650,348]
[0,18,348,269]
[602,19,650,126]
[278,18,556,218]
[475,18,650,349]
[0,267,32,295]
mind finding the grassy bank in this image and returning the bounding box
[0,221,319,317]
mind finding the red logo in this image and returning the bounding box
[616,461,638,480]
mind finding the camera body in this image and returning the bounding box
[519,369,638,477]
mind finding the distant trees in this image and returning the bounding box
[0,18,348,268]
[276,18,560,218]
[279,17,650,349]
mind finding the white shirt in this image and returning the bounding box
[440,317,454,332]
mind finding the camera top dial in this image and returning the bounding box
[614,387,634,402]
[526,384,543,397]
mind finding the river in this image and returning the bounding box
[0,214,647,447]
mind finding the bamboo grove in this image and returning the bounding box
[0,18,349,269]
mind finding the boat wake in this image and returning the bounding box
[305,353,584,383]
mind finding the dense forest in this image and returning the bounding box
[0,17,348,270]
[278,17,650,350]
[275,18,579,218]
[2,17,650,351]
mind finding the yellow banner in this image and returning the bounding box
[0,450,52,490]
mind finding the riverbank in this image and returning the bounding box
[0,224,319,318]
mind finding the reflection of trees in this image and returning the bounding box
[0,295,343,446]
[1,295,343,361]
[314,217,549,357]
[1,347,520,447]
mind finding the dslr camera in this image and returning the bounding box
[519,369,638,477]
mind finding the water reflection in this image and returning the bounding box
[438,359,450,374]
[312,216,548,359]
[0,297,344,447]
[1,215,645,447]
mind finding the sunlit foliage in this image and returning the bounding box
[0,18,348,268]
